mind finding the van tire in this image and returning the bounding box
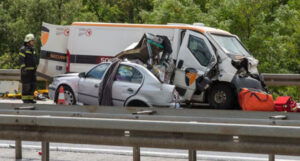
[208,83,238,109]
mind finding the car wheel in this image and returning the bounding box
[55,85,76,105]
[208,83,238,109]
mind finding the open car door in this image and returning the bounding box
[112,64,144,106]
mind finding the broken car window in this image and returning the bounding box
[115,65,143,84]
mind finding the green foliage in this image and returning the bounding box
[82,0,153,23]
[0,53,19,69]
[0,0,299,98]
[140,0,202,24]
[270,86,300,101]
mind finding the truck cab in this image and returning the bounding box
[172,26,263,109]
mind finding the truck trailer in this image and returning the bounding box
[38,22,266,109]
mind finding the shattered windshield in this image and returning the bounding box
[211,34,250,56]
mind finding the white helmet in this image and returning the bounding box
[24,33,35,42]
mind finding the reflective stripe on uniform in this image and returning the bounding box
[19,52,26,57]
[25,67,35,70]
[25,50,32,54]
[22,95,34,100]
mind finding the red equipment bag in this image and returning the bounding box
[239,88,275,111]
[274,96,297,112]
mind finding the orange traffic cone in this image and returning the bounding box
[57,86,65,105]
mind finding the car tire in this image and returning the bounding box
[55,85,76,105]
[208,83,238,109]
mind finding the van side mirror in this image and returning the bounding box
[79,72,86,78]
[177,60,184,69]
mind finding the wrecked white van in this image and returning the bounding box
[38,22,265,109]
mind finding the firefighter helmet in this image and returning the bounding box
[24,33,35,42]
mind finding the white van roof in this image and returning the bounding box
[72,22,232,36]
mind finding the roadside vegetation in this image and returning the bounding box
[0,0,299,99]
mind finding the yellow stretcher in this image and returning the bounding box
[1,89,49,99]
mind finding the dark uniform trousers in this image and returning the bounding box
[19,45,38,103]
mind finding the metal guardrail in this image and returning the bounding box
[0,103,300,161]
[0,69,20,80]
[0,69,299,86]
[263,73,300,86]
[0,69,49,81]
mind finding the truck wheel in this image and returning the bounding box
[208,83,237,109]
[55,85,76,105]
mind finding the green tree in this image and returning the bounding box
[0,3,9,54]
[82,0,153,23]
[141,0,202,24]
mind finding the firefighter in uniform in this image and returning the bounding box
[19,33,38,103]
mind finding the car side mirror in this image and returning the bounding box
[177,60,184,69]
[79,72,86,78]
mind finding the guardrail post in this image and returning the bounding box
[133,146,140,161]
[15,140,22,160]
[269,154,275,161]
[188,149,197,161]
[42,142,49,161]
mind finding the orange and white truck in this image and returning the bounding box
[38,22,265,109]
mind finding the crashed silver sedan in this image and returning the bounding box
[49,61,179,107]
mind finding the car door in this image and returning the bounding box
[174,30,217,100]
[78,63,110,105]
[112,65,143,106]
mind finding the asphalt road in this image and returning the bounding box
[0,98,300,161]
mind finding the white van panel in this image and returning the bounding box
[38,59,67,77]
[41,22,70,53]
[69,26,175,56]
[39,22,183,78]
[70,63,95,73]
[37,22,70,77]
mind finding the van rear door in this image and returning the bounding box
[37,22,70,78]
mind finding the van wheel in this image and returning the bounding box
[208,83,238,109]
[55,85,76,105]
